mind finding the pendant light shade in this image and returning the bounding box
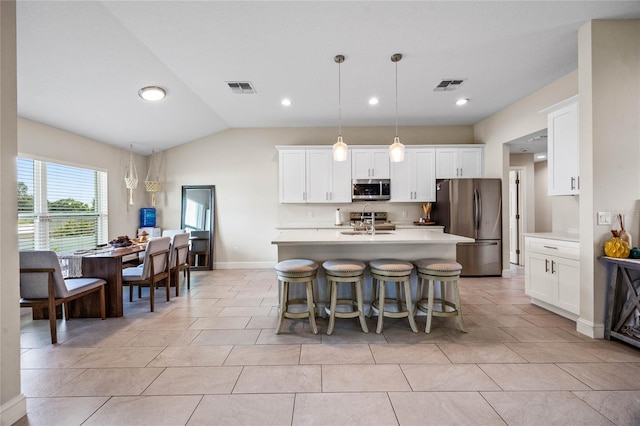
[332,54,348,161]
[389,136,405,162]
[333,136,348,161]
[389,53,405,162]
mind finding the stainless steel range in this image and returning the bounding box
[348,211,396,231]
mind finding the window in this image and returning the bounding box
[18,157,108,253]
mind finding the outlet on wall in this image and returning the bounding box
[233,246,239,253]
[402,211,407,218]
[308,210,313,218]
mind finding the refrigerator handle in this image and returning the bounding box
[473,188,480,232]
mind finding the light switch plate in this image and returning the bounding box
[597,211,612,226]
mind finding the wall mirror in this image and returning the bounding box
[181,185,215,270]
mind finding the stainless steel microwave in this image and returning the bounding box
[352,179,391,201]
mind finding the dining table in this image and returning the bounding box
[69,244,146,318]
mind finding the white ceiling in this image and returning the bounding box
[16,1,640,155]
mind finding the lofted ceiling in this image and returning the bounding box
[16,1,640,155]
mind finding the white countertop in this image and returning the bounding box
[276,222,444,230]
[271,228,473,245]
[523,232,580,243]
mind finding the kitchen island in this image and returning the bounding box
[271,228,474,313]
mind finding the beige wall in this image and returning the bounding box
[160,125,474,268]
[0,1,24,423]
[474,71,579,274]
[18,118,146,239]
[534,161,552,232]
[578,20,640,337]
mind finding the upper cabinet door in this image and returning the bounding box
[351,149,389,179]
[546,96,579,196]
[413,149,436,201]
[305,149,332,202]
[458,148,483,178]
[391,148,435,202]
[436,146,483,179]
[435,148,457,178]
[279,149,306,203]
[329,150,352,202]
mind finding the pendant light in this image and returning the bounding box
[145,149,161,207]
[332,54,348,161]
[389,53,405,162]
[124,144,138,205]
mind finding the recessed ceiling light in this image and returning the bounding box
[138,86,166,102]
[369,97,379,106]
[455,98,469,106]
[281,98,292,106]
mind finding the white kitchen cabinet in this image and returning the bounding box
[390,148,435,202]
[278,147,351,203]
[305,148,351,203]
[545,96,579,195]
[351,149,390,179]
[435,146,483,178]
[279,149,307,203]
[524,236,580,319]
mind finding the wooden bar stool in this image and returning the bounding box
[368,259,418,334]
[414,258,466,333]
[274,259,319,334]
[322,259,368,335]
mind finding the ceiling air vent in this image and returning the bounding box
[434,79,466,91]
[226,81,257,94]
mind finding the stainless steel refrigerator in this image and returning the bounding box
[433,178,502,276]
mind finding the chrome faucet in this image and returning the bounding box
[360,203,375,235]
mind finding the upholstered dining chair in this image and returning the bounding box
[162,229,186,238]
[189,230,209,267]
[19,250,107,344]
[122,236,171,312]
[169,232,191,295]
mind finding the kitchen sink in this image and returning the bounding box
[340,230,394,235]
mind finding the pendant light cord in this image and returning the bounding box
[394,59,398,138]
[338,59,342,137]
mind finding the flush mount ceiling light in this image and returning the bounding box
[138,86,166,102]
[369,97,379,106]
[281,98,292,106]
[389,53,405,162]
[332,54,348,162]
[456,98,469,106]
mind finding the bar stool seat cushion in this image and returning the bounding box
[415,259,462,276]
[323,260,366,277]
[369,259,413,275]
[275,259,319,278]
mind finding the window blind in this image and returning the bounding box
[17,157,109,253]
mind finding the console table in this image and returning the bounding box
[602,256,640,349]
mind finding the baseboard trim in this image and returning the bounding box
[577,318,605,339]
[0,393,26,426]
[213,261,275,270]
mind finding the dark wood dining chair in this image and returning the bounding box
[19,250,107,344]
[122,236,171,312]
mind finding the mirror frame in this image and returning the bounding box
[181,185,215,270]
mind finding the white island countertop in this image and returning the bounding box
[271,228,473,246]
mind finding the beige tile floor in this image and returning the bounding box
[16,267,640,425]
